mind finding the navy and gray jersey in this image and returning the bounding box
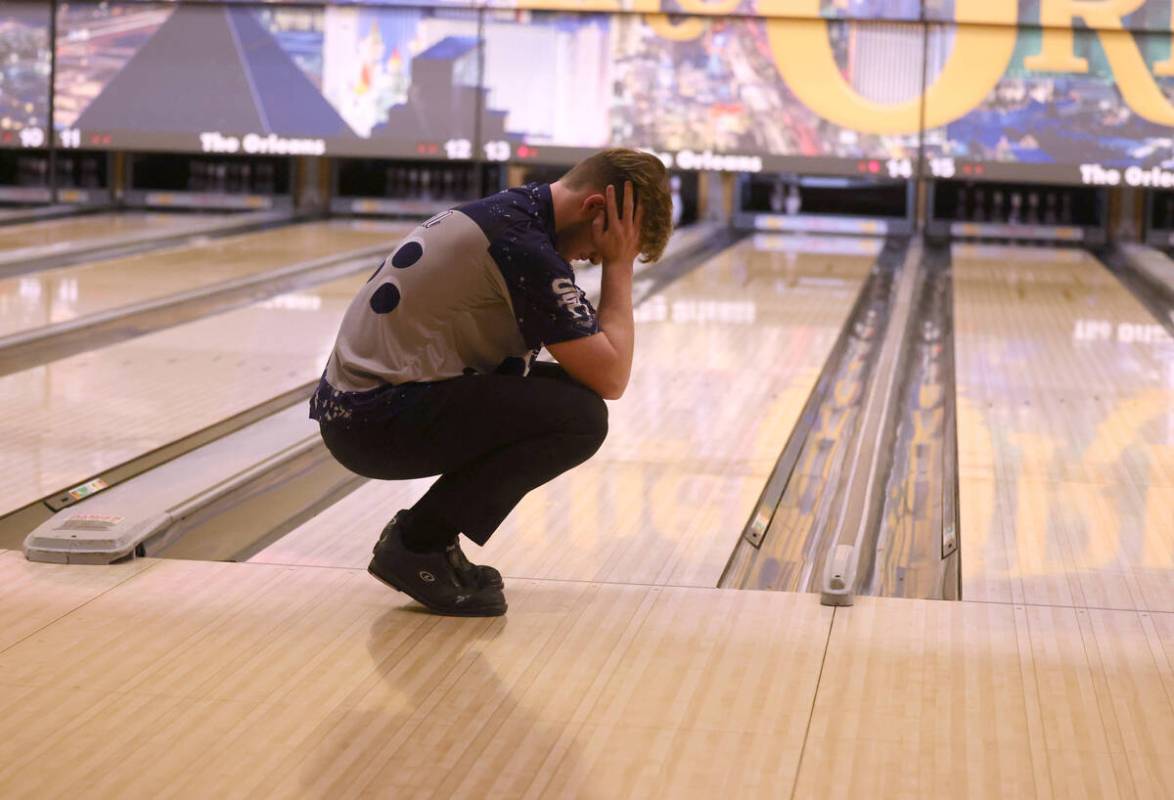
[311,183,599,422]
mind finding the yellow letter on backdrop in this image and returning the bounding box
[1157,7,1174,76]
[758,0,1018,134]
[1026,0,1174,124]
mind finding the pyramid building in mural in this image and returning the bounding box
[77,5,356,140]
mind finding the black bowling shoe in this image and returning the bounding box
[369,517,506,617]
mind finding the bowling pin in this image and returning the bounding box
[1044,192,1057,225]
[785,184,802,216]
[769,179,784,214]
[81,158,99,189]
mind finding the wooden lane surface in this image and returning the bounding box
[953,244,1174,612]
[796,595,1173,799]
[0,550,150,652]
[1,556,1169,797]
[0,262,389,518]
[0,557,831,798]
[0,220,409,339]
[253,236,880,586]
[0,211,232,254]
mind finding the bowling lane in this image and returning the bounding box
[0,220,410,340]
[953,244,1174,612]
[0,211,237,255]
[0,267,375,518]
[1123,242,1174,297]
[0,206,76,226]
[253,234,883,587]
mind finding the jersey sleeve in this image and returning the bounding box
[489,224,600,349]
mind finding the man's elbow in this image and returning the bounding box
[599,374,629,401]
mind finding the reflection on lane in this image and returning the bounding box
[0,270,371,517]
[953,244,1174,611]
[0,211,226,252]
[0,220,408,338]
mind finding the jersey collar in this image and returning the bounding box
[533,183,559,248]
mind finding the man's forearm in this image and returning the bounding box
[596,261,635,394]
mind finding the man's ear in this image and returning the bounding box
[581,193,606,218]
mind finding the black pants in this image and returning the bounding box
[319,363,608,546]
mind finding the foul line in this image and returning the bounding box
[789,605,837,800]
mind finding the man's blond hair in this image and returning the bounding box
[561,148,672,263]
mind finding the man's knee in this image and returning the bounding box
[586,391,609,438]
[569,391,609,456]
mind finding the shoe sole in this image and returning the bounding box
[368,562,507,618]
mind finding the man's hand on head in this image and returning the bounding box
[591,181,644,271]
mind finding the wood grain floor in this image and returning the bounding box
[953,244,1174,612]
[796,595,1173,799]
[0,220,408,338]
[1,554,1169,798]
[253,236,880,587]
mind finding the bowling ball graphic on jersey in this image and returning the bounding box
[391,239,424,269]
[370,238,425,313]
[370,283,401,314]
